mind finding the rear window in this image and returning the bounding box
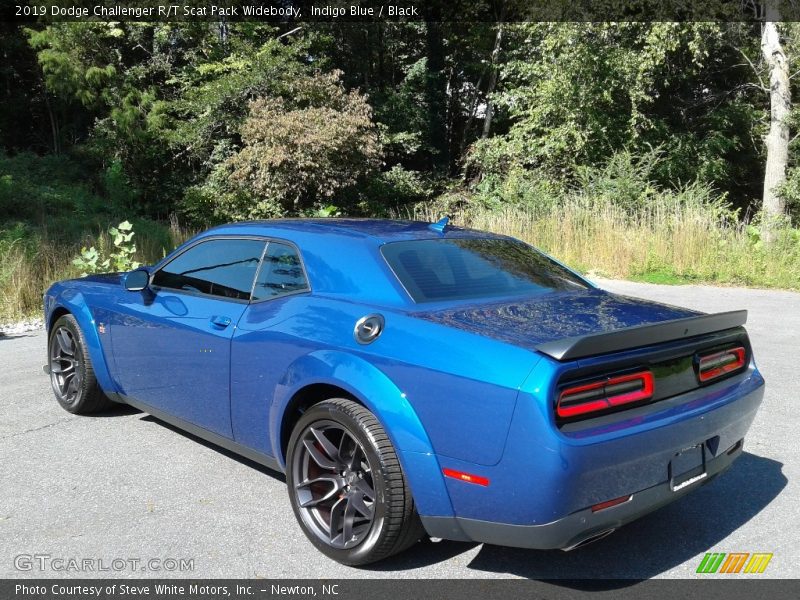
[381,238,588,303]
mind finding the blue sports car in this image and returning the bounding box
[44,218,765,565]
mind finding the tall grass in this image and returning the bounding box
[3,193,800,324]
[402,194,800,290]
[0,217,195,323]
[0,232,70,322]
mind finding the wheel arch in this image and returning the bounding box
[271,350,455,518]
[279,382,360,462]
[48,306,71,332]
[47,296,117,394]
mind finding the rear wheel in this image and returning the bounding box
[48,314,112,414]
[286,398,423,565]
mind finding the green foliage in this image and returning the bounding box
[479,23,762,204]
[217,71,382,219]
[168,37,312,166]
[362,166,437,213]
[0,152,107,227]
[27,23,120,109]
[72,220,140,275]
[373,58,432,160]
[102,160,137,211]
[776,166,800,222]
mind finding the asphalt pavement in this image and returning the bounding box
[0,279,796,579]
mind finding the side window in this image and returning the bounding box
[252,242,309,301]
[152,239,265,301]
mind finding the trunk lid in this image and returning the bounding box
[414,288,699,352]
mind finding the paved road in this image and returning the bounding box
[0,280,796,580]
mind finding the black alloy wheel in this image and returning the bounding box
[48,314,112,414]
[286,398,424,565]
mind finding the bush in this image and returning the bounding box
[361,166,436,214]
[102,160,138,212]
[0,152,125,243]
[72,220,140,275]
[219,71,382,219]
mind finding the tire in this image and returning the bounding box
[286,398,424,565]
[48,314,113,414]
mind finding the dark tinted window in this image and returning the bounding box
[152,239,265,301]
[381,238,587,303]
[252,242,309,301]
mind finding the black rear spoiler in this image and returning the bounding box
[535,310,748,361]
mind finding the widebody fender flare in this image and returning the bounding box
[47,291,118,394]
[271,349,455,517]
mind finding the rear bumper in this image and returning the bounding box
[421,435,744,550]
[420,365,764,548]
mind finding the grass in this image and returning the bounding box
[3,190,800,323]
[0,217,194,323]
[403,195,800,291]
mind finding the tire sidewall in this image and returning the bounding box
[286,401,391,565]
[48,315,88,413]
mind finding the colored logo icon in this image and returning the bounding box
[696,552,773,574]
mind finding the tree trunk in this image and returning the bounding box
[761,13,791,243]
[41,80,59,155]
[481,22,504,139]
[425,19,449,169]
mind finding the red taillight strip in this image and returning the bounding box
[697,346,746,382]
[557,371,654,418]
[591,494,633,512]
[442,468,489,486]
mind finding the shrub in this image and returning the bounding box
[220,71,382,219]
[361,166,436,214]
[72,220,140,275]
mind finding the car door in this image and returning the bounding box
[109,237,266,438]
[230,240,312,455]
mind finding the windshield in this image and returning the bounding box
[381,238,588,303]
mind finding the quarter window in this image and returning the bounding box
[152,239,265,301]
[252,242,309,301]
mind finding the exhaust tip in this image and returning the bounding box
[561,528,616,552]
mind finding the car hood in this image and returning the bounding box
[77,273,122,285]
[413,288,700,353]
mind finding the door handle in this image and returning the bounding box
[210,315,232,328]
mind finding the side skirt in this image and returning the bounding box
[116,394,283,474]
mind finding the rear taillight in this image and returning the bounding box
[557,371,654,419]
[696,346,746,382]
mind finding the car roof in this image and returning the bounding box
[177,219,514,309]
[200,218,510,244]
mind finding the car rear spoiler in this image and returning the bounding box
[535,310,748,361]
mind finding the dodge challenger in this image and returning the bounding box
[43,218,765,565]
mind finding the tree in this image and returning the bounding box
[465,23,764,207]
[760,10,791,242]
[481,18,505,139]
[209,71,382,219]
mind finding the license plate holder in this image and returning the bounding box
[670,444,707,491]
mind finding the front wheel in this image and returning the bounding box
[48,314,112,414]
[286,398,423,565]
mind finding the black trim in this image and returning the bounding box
[148,234,313,305]
[248,240,312,304]
[536,310,748,361]
[420,437,745,550]
[119,395,283,473]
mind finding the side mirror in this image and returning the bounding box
[124,268,150,292]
